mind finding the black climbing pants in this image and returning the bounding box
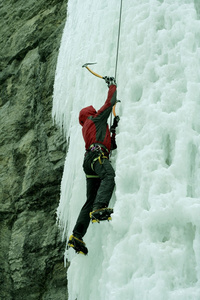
[73,150,115,239]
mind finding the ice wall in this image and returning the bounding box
[53,0,200,299]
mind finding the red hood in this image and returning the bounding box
[79,105,96,126]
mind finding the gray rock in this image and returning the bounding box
[0,0,69,299]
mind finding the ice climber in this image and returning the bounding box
[67,76,119,255]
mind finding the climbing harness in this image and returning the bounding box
[84,144,109,179]
[89,144,108,171]
[82,0,123,119]
[91,154,108,171]
[88,143,109,154]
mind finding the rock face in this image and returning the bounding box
[0,0,68,299]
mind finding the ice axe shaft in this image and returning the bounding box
[82,63,104,79]
[86,66,103,79]
[113,104,116,117]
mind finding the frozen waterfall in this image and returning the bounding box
[53,0,200,299]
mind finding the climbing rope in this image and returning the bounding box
[115,0,123,80]
[110,0,123,127]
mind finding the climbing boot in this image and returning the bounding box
[67,235,88,255]
[90,208,113,223]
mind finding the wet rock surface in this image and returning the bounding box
[0,0,68,299]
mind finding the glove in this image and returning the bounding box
[113,116,120,128]
[112,116,120,128]
[104,76,117,87]
[110,116,120,133]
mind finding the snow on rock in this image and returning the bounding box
[53,0,200,299]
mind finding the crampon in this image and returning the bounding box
[90,208,113,223]
[67,235,88,255]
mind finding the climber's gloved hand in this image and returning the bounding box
[110,116,120,133]
[113,116,120,128]
[104,76,117,87]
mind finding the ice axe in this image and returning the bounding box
[82,62,117,116]
[82,62,104,79]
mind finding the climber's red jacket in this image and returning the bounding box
[79,85,117,153]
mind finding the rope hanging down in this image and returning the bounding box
[115,0,123,80]
[111,0,123,123]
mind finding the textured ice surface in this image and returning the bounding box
[53,0,200,299]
